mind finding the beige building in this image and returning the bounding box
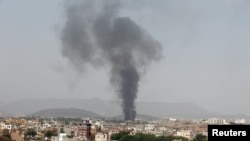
[95,132,108,141]
[176,130,193,139]
[11,131,25,141]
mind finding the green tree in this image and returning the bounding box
[44,130,57,139]
[111,131,129,140]
[174,136,189,141]
[192,134,207,141]
[119,135,134,141]
[133,133,155,141]
[26,129,37,137]
[65,121,70,125]
[60,128,65,133]
[111,132,189,141]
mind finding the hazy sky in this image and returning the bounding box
[1,0,250,115]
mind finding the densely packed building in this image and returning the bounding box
[0,116,248,141]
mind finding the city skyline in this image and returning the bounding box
[1,0,250,116]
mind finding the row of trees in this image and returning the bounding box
[111,132,207,141]
[25,128,58,140]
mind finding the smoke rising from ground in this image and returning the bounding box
[61,0,162,120]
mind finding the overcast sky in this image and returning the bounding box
[0,0,250,115]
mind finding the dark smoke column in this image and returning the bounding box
[60,0,162,121]
[119,66,139,120]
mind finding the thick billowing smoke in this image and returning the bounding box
[61,0,162,120]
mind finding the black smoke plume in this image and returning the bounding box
[60,0,162,121]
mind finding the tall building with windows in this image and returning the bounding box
[74,119,92,140]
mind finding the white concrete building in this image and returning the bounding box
[144,124,155,131]
[0,122,12,130]
[43,123,52,129]
[158,126,167,131]
[176,130,192,139]
[207,118,228,125]
[52,134,67,141]
[59,133,67,141]
[234,119,246,124]
[95,132,108,141]
[169,118,177,122]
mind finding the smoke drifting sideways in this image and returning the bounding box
[60,0,162,121]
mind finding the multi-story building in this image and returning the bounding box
[0,122,12,130]
[144,124,155,131]
[43,123,52,130]
[95,132,108,141]
[108,128,120,141]
[176,130,193,139]
[207,118,228,125]
[74,119,92,140]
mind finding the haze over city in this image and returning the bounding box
[1,0,250,117]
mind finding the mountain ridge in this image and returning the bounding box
[31,108,103,119]
[30,108,159,121]
[1,98,249,119]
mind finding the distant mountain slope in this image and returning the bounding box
[3,98,121,117]
[0,100,5,107]
[137,102,211,118]
[0,110,12,117]
[2,98,247,119]
[32,108,103,119]
[111,114,160,121]
[0,101,12,117]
